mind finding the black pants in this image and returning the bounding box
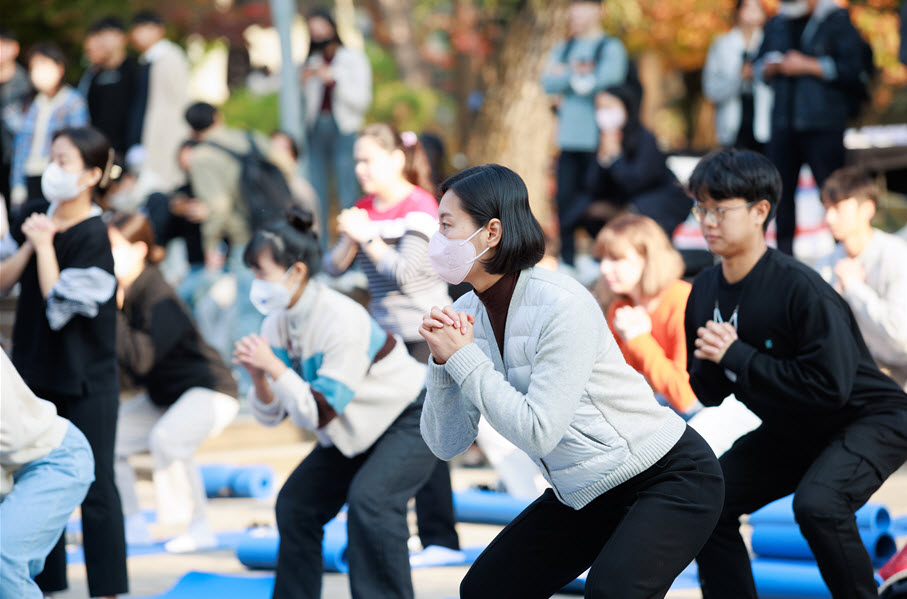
[272,393,437,599]
[696,421,907,599]
[556,150,596,266]
[766,128,845,255]
[461,426,724,599]
[404,339,461,550]
[34,388,128,597]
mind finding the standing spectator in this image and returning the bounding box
[325,124,462,563]
[129,11,190,192]
[234,209,437,599]
[10,43,87,212]
[108,212,239,553]
[541,0,628,266]
[1,29,32,211]
[815,167,907,391]
[1,126,127,598]
[586,85,692,238]
[756,0,867,255]
[703,0,772,152]
[301,9,372,235]
[685,149,907,599]
[596,214,700,417]
[80,16,138,158]
[1,350,94,599]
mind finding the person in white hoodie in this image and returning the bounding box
[0,349,94,599]
[702,0,772,153]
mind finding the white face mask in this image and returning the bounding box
[41,162,87,204]
[249,268,294,315]
[779,0,810,18]
[428,226,491,285]
[111,245,142,280]
[596,107,626,132]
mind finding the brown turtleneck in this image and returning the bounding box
[475,271,520,356]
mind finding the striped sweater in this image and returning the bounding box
[326,187,452,341]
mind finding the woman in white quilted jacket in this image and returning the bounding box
[419,163,725,598]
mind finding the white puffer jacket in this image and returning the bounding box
[421,267,686,509]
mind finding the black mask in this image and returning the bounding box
[309,38,332,53]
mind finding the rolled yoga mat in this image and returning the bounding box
[237,516,350,573]
[452,489,532,525]
[750,525,897,567]
[749,495,891,533]
[751,558,834,599]
[200,464,274,499]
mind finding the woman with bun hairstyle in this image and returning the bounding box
[234,208,438,599]
[0,126,127,598]
[419,164,723,598]
[108,212,239,553]
[596,214,701,417]
[325,122,462,562]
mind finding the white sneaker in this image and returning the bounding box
[164,521,218,553]
[409,544,466,568]
[124,513,155,546]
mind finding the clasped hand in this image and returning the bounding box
[419,305,476,364]
[693,320,738,364]
[21,213,57,248]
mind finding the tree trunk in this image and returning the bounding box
[464,0,568,231]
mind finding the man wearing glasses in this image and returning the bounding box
[683,149,907,599]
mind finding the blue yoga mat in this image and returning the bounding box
[749,495,891,533]
[452,489,531,525]
[751,524,896,566]
[751,558,833,599]
[560,562,700,594]
[66,530,246,565]
[236,516,349,573]
[137,571,274,599]
[200,464,274,499]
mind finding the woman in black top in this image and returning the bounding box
[585,84,692,239]
[1,126,127,598]
[108,212,239,553]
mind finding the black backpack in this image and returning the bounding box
[203,132,295,231]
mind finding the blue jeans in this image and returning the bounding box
[306,113,359,245]
[1,424,94,599]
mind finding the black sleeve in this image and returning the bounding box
[685,276,735,406]
[756,16,789,60]
[608,131,667,197]
[720,279,859,412]
[58,218,114,274]
[824,11,868,89]
[117,295,194,377]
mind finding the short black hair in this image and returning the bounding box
[132,11,164,26]
[440,164,545,275]
[244,207,322,277]
[27,42,67,68]
[821,166,878,206]
[185,102,217,132]
[88,16,125,35]
[688,149,781,230]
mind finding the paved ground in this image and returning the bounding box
[53,415,907,599]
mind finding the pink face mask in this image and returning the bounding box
[428,227,490,285]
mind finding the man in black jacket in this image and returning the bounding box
[756,0,866,256]
[684,149,907,599]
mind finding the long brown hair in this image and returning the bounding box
[358,123,434,195]
[595,214,685,298]
[108,212,166,264]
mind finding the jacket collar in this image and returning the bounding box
[285,278,321,325]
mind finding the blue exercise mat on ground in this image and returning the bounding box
[750,524,896,566]
[200,464,274,499]
[751,558,833,599]
[749,495,891,533]
[137,571,274,599]
[66,530,246,565]
[560,562,700,594]
[452,489,532,525]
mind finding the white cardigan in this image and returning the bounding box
[703,28,773,146]
[301,47,372,134]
